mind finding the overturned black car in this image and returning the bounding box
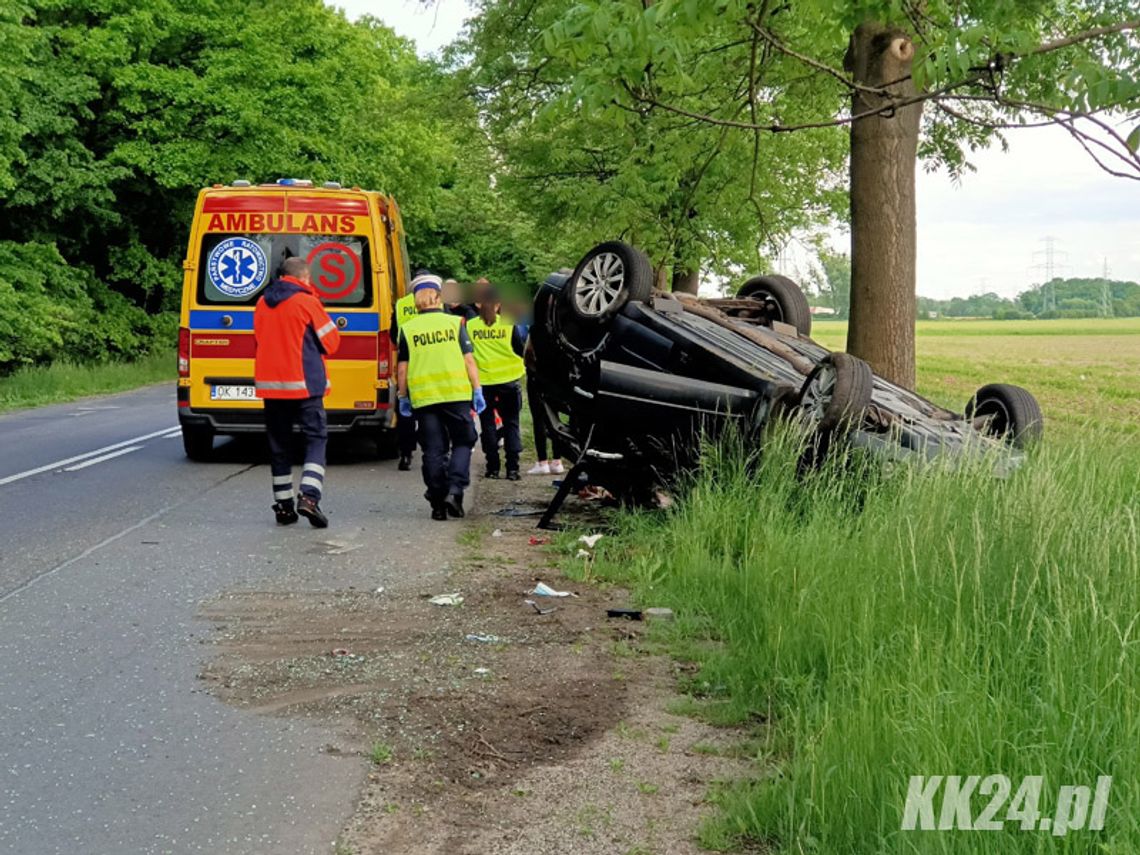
[528,241,1043,511]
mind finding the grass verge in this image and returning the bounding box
[579,429,1140,852]
[0,351,173,413]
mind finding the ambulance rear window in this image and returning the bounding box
[197,233,373,307]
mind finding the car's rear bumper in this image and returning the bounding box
[179,407,392,435]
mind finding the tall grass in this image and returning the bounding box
[589,429,1140,852]
[0,350,173,412]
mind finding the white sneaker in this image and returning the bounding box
[527,461,551,475]
[549,460,565,475]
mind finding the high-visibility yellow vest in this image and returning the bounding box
[401,311,471,408]
[395,292,417,325]
[467,315,524,386]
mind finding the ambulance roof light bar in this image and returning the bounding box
[276,178,314,187]
[231,179,251,187]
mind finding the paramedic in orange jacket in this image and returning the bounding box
[254,257,340,528]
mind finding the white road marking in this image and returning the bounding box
[0,426,179,487]
[62,446,143,471]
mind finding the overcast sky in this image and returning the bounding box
[330,0,1140,300]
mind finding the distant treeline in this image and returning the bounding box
[917,278,1140,320]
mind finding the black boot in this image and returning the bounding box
[398,454,412,471]
[297,494,328,528]
[431,502,448,521]
[444,492,465,519]
[506,470,521,481]
[273,499,299,526]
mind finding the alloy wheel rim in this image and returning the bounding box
[574,252,625,316]
[800,363,837,424]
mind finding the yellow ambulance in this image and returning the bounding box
[177,179,409,459]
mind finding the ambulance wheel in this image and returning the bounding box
[374,427,400,460]
[181,426,214,461]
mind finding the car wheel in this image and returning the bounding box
[566,241,654,323]
[737,274,812,336]
[965,384,1043,448]
[181,426,214,461]
[798,353,873,431]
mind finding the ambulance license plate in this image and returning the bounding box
[211,384,257,401]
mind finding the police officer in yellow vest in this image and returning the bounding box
[397,272,485,521]
[391,276,423,471]
[468,289,527,480]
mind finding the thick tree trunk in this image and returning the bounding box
[844,22,923,389]
[671,267,700,296]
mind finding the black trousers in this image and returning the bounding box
[398,409,417,457]
[526,374,563,461]
[264,396,328,501]
[478,381,523,474]
[417,401,476,502]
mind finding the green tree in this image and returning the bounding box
[481,0,1140,385]
[0,0,540,372]
[816,249,852,318]
[461,0,848,293]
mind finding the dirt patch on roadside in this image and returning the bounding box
[198,476,755,854]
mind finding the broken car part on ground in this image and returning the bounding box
[529,241,1044,515]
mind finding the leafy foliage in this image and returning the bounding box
[915,277,1140,319]
[0,0,537,374]
[460,0,849,281]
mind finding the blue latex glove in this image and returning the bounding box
[472,388,487,415]
[398,396,413,418]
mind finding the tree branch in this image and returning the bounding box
[1022,18,1140,57]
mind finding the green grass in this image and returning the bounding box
[590,429,1140,852]
[369,741,393,765]
[588,316,1140,852]
[0,350,174,413]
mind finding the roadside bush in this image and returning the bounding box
[0,240,169,374]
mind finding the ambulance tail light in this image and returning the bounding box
[178,327,190,377]
[377,356,390,377]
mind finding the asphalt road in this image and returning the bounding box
[0,385,459,854]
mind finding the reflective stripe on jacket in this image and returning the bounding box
[467,315,525,386]
[254,276,341,399]
[401,312,471,409]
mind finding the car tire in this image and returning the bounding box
[798,353,873,432]
[737,274,812,336]
[181,426,214,461]
[565,241,654,323]
[965,383,1043,448]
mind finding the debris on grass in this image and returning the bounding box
[530,582,577,598]
[429,593,464,606]
[528,535,550,546]
[524,599,557,615]
[578,533,604,548]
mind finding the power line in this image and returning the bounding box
[1029,236,1069,314]
[1101,256,1113,318]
